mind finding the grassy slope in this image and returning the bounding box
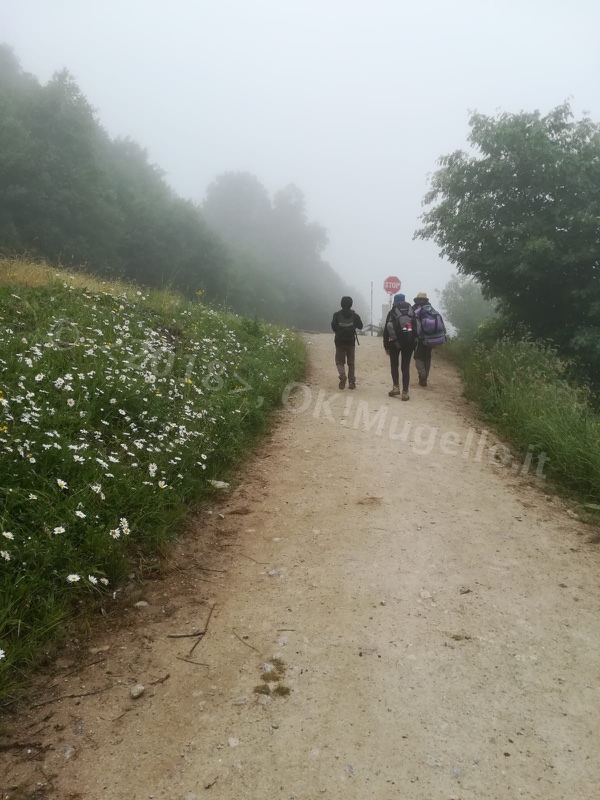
[0,259,306,698]
[447,336,600,507]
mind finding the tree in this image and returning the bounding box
[0,46,231,298]
[415,104,600,380]
[0,44,34,89]
[0,45,358,330]
[202,173,359,329]
[203,172,271,246]
[439,275,496,336]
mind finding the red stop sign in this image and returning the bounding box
[383,276,401,294]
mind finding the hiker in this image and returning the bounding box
[412,292,447,386]
[383,293,417,400]
[331,296,363,389]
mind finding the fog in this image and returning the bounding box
[2,0,599,314]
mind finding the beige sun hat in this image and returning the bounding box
[414,292,429,300]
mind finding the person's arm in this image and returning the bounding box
[353,313,363,330]
[414,308,423,341]
[331,311,338,333]
[383,312,390,350]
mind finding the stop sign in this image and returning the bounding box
[383,276,401,294]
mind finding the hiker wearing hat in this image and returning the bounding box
[413,292,447,386]
[383,293,417,400]
[331,296,363,389]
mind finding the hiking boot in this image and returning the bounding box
[401,390,410,401]
[388,385,400,397]
[418,374,427,387]
[338,376,347,390]
[349,381,356,390]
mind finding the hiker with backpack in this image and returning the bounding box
[331,296,363,389]
[412,292,447,387]
[383,293,417,400]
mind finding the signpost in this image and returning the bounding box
[384,276,401,311]
[383,276,401,295]
[365,276,403,335]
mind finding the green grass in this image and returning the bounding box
[447,336,600,504]
[0,259,306,699]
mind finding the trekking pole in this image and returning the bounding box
[355,329,360,346]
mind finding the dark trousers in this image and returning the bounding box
[414,342,432,378]
[335,343,356,382]
[389,345,413,391]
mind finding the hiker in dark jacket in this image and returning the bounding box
[383,293,417,400]
[331,296,363,389]
[412,291,447,386]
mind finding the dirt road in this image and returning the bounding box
[3,335,600,800]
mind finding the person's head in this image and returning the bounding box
[341,296,353,310]
[414,292,429,305]
[393,293,406,305]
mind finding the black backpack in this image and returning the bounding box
[336,311,356,342]
[387,303,416,346]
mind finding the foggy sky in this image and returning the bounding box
[2,0,599,316]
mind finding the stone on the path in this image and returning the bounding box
[130,683,146,699]
[88,645,110,654]
[208,480,230,490]
[232,696,248,706]
[134,600,148,608]
[257,693,272,705]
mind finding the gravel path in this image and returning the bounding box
[2,334,599,800]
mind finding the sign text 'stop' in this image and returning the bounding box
[383,276,401,294]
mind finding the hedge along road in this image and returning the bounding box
[3,335,600,800]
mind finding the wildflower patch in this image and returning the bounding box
[0,267,305,697]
